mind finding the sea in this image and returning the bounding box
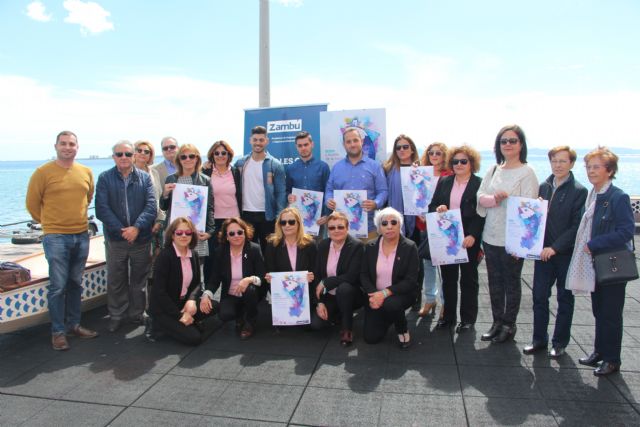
[1,153,639,242]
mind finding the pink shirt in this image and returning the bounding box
[173,243,193,298]
[376,242,397,291]
[211,168,240,219]
[228,249,243,297]
[286,241,297,270]
[325,241,344,295]
[449,178,469,210]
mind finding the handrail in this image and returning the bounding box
[0,206,95,228]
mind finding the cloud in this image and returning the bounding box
[26,1,52,22]
[274,0,303,7]
[63,0,114,35]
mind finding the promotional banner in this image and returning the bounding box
[334,189,368,238]
[291,188,323,236]
[401,166,436,215]
[505,197,548,259]
[270,271,311,326]
[169,183,209,232]
[426,209,469,266]
[244,104,328,166]
[319,108,387,169]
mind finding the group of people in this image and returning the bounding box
[25,124,635,377]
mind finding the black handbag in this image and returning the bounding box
[593,246,638,286]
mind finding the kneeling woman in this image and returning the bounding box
[148,217,216,345]
[201,218,265,340]
[311,212,365,346]
[361,207,419,348]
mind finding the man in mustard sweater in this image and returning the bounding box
[26,130,99,351]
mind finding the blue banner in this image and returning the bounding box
[243,104,328,166]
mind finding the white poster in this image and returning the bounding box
[426,209,469,266]
[169,183,208,232]
[334,189,368,238]
[505,197,548,260]
[400,166,436,215]
[319,108,387,169]
[270,271,311,326]
[292,188,323,236]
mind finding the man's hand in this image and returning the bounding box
[121,226,139,244]
[316,303,328,321]
[362,200,377,211]
[288,194,297,204]
[200,295,213,314]
[327,199,336,210]
[540,247,556,262]
[462,236,475,249]
[316,216,328,225]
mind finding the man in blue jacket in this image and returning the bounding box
[96,140,157,332]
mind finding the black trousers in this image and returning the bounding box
[203,218,226,288]
[241,211,274,253]
[152,301,214,346]
[483,242,524,325]
[363,293,414,344]
[310,282,365,331]
[219,284,261,325]
[592,282,627,364]
[440,246,480,324]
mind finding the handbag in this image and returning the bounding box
[593,247,638,286]
[0,261,32,291]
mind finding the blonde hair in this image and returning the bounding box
[420,142,449,173]
[134,140,155,166]
[267,207,314,248]
[176,144,202,176]
[383,134,419,174]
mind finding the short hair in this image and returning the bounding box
[326,211,349,228]
[112,140,134,154]
[218,217,255,244]
[206,140,234,166]
[164,217,198,249]
[295,131,312,143]
[584,146,619,179]
[383,134,419,173]
[493,124,528,164]
[447,145,481,173]
[134,140,155,166]
[56,130,77,144]
[267,207,314,248]
[175,144,202,175]
[161,136,178,147]
[420,142,449,173]
[251,126,267,136]
[342,127,362,143]
[374,207,404,234]
[548,145,577,163]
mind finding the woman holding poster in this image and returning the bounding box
[477,125,538,343]
[429,145,485,333]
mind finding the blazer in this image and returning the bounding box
[203,165,243,218]
[206,241,266,298]
[152,161,172,192]
[360,235,419,296]
[588,184,635,255]
[428,174,485,248]
[265,239,318,289]
[159,171,215,235]
[313,235,364,303]
[149,246,202,319]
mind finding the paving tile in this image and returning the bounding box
[310,358,386,391]
[459,365,540,398]
[464,396,557,426]
[320,336,390,362]
[548,400,640,426]
[235,354,316,386]
[110,407,203,426]
[620,347,640,372]
[15,399,122,426]
[379,393,467,426]
[0,342,57,386]
[170,349,247,380]
[608,371,640,403]
[0,364,91,399]
[455,340,527,367]
[290,386,382,427]
[387,334,456,366]
[534,367,626,402]
[382,363,461,395]
[0,394,52,426]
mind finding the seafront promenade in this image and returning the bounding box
[1,236,640,426]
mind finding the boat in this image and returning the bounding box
[0,235,107,334]
[2,216,99,245]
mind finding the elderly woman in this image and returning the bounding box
[201,217,265,340]
[429,145,485,333]
[567,147,635,376]
[477,125,538,343]
[311,212,365,346]
[147,217,216,345]
[361,207,419,348]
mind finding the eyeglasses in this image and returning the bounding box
[395,144,410,151]
[213,151,228,157]
[227,230,244,237]
[114,152,133,158]
[381,219,398,227]
[136,148,151,155]
[174,229,193,236]
[328,225,346,231]
[279,219,297,226]
[500,138,519,145]
[162,145,177,151]
[180,154,197,160]
[428,151,443,156]
[452,158,469,166]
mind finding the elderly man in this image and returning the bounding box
[96,141,157,332]
[153,136,179,187]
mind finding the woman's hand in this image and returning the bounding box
[200,295,213,314]
[316,303,328,321]
[462,235,475,249]
[540,247,556,261]
[494,191,509,204]
[315,283,325,300]
[436,205,448,213]
[198,232,211,241]
[179,312,194,326]
[183,300,197,316]
[307,272,315,283]
[368,291,386,309]
[162,183,176,198]
[265,273,272,283]
[237,277,252,294]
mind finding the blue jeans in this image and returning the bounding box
[422,259,441,304]
[43,232,90,335]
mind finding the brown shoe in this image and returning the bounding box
[52,333,70,351]
[418,302,437,318]
[240,323,254,340]
[339,329,353,347]
[68,325,99,339]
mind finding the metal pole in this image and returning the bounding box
[259,0,270,107]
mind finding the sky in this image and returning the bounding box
[1,0,639,160]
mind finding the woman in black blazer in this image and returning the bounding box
[201,217,265,340]
[361,207,419,348]
[429,145,485,333]
[311,212,365,346]
[148,217,216,346]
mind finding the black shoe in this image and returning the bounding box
[144,316,156,342]
[522,342,547,355]
[398,333,411,349]
[579,352,603,367]
[435,319,451,329]
[492,324,517,343]
[548,347,566,358]
[594,361,620,376]
[481,322,502,341]
[108,318,122,333]
[455,322,474,333]
[130,314,145,325]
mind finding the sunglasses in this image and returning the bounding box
[180,154,197,160]
[395,144,410,151]
[136,148,151,155]
[428,150,443,156]
[213,150,228,157]
[174,229,193,236]
[381,219,399,227]
[162,145,177,151]
[114,152,133,158]
[452,158,469,166]
[227,230,244,237]
[500,138,519,145]
[279,219,297,226]
[328,225,346,231]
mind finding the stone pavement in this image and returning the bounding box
[2,247,640,426]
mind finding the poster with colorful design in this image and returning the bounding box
[505,197,548,259]
[334,189,368,238]
[400,166,436,215]
[270,271,311,326]
[426,209,469,266]
[319,109,386,169]
[292,188,323,236]
[169,183,208,232]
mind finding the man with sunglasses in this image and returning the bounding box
[153,136,179,191]
[96,141,157,332]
